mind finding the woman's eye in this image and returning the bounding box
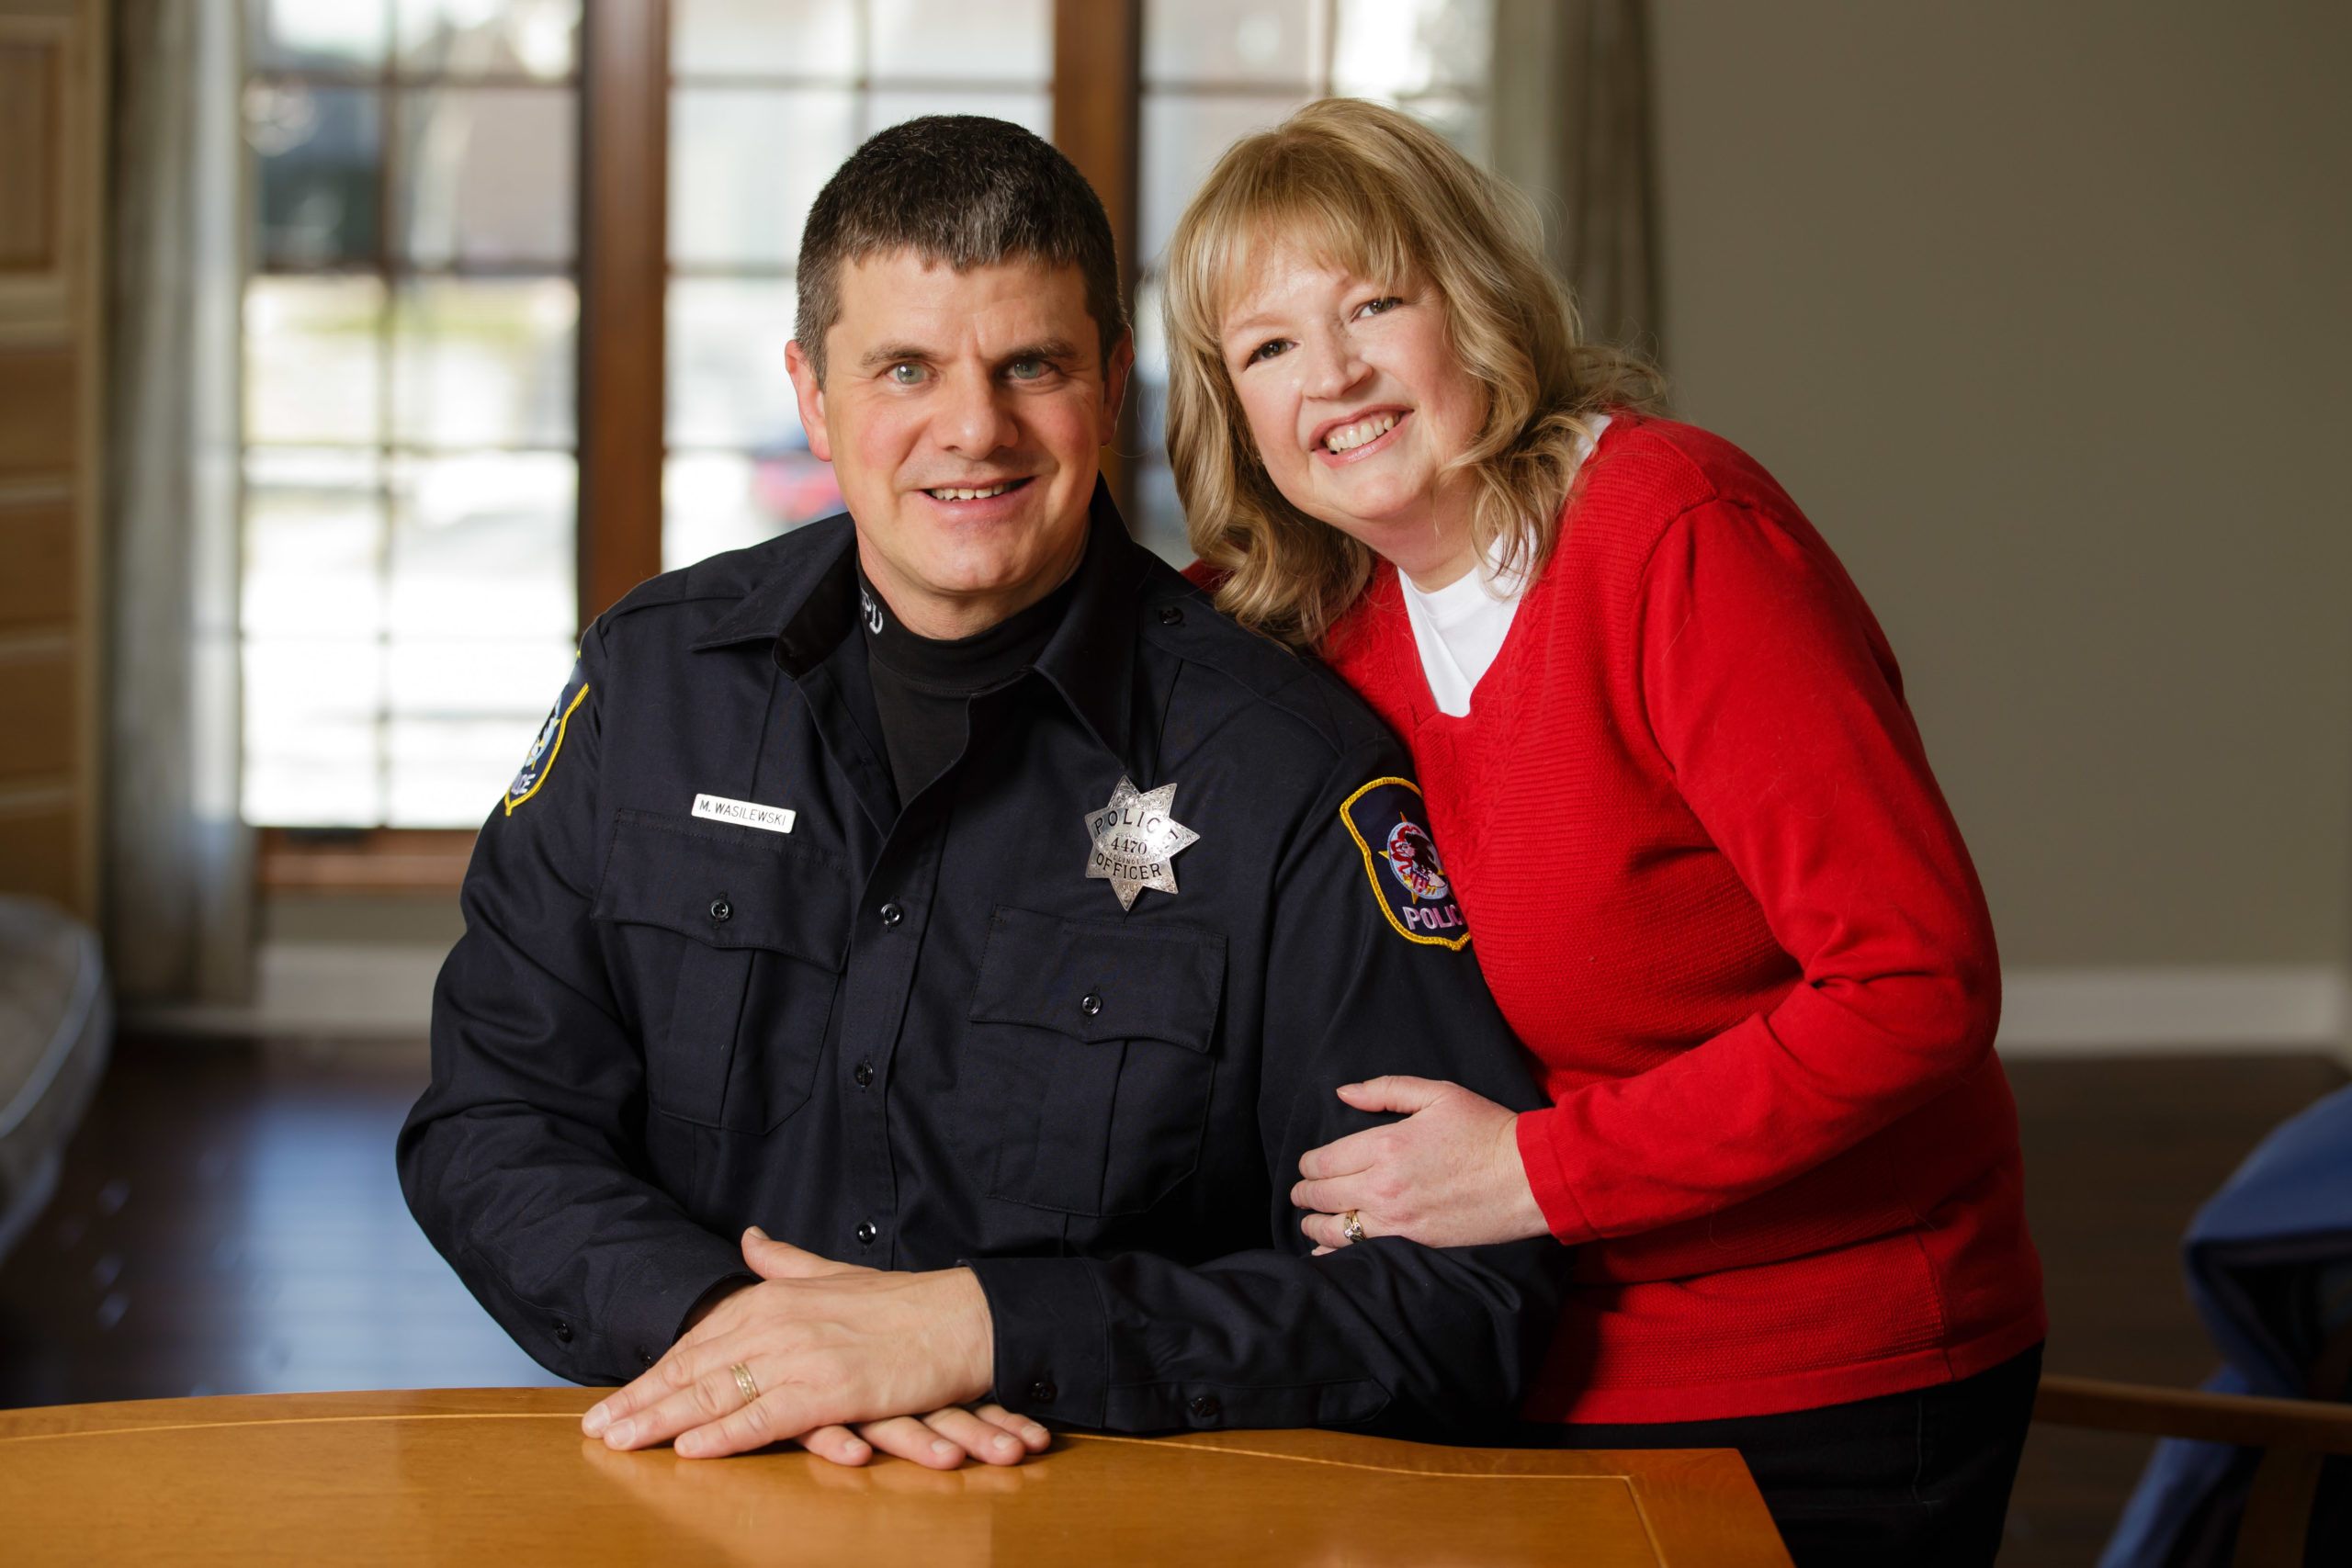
[888,363,927,386]
[1358,296,1404,318]
[1245,338,1290,367]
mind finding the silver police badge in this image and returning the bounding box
[1083,776,1200,909]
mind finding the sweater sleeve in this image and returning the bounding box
[1514,499,2002,1244]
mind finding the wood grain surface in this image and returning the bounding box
[0,1387,1792,1565]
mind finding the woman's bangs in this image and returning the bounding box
[1175,148,1419,350]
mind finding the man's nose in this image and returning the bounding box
[936,366,1021,457]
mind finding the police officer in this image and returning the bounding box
[398,116,1563,1468]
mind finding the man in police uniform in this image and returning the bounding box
[400,116,1563,1467]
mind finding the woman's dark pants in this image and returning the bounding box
[1523,1344,2043,1568]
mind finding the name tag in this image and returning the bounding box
[692,793,797,834]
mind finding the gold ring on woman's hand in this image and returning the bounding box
[1340,1210,1367,1245]
[730,1362,760,1408]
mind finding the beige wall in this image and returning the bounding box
[1648,2,2352,967]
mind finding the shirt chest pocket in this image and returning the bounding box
[592,809,851,1134]
[966,907,1226,1218]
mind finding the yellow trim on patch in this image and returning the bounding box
[1339,776,1471,951]
[503,682,590,816]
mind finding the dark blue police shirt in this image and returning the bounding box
[398,488,1566,1438]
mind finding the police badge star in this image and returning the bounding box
[1083,776,1200,909]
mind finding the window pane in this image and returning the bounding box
[673,0,857,78]
[243,641,385,827]
[243,448,385,639]
[671,88,856,268]
[394,0,581,79]
[397,86,577,268]
[1391,97,1486,164]
[1143,0,1316,88]
[391,278,578,448]
[866,89,1051,140]
[1139,93,1308,262]
[250,0,389,71]
[389,714,564,827]
[386,640,576,827]
[387,453,576,641]
[1134,460,1190,567]
[869,0,1049,83]
[245,276,386,446]
[1332,0,1492,96]
[664,451,840,572]
[248,84,383,269]
[667,278,801,449]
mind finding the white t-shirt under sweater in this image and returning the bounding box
[1397,414,1610,716]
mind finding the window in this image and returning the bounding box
[232,0,1493,835]
[662,0,1054,571]
[239,0,582,827]
[1130,0,1493,562]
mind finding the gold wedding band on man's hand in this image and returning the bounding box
[1340,1211,1367,1245]
[730,1362,760,1408]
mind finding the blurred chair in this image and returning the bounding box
[0,897,112,1268]
[2031,1083,2352,1568]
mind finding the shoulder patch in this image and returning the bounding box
[504,663,589,815]
[1340,777,1470,949]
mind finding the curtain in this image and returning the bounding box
[1490,0,1665,361]
[103,0,250,1005]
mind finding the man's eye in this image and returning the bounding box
[888,363,927,386]
[1006,358,1046,381]
[1245,339,1290,367]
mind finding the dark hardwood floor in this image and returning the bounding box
[0,1032,560,1407]
[3,1035,2343,1563]
[1997,1053,2348,1566]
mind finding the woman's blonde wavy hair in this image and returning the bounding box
[1163,98,1661,648]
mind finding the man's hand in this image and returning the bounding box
[1291,1077,1551,1250]
[581,1228,1047,1465]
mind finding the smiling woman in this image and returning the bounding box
[1163,99,2048,1568]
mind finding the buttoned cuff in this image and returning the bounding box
[964,1256,1110,1429]
[1515,1108,1599,1246]
[590,1234,759,1380]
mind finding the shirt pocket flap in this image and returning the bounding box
[591,807,852,971]
[969,907,1225,1052]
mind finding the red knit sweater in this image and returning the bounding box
[1296,414,2045,1423]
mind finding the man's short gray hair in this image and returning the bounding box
[796,115,1127,381]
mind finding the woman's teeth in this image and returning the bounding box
[1323,412,1399,454]
[927,481,1017,501]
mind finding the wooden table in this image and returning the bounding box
[0,1388,1792,1565]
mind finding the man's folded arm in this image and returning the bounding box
[396,652,750,1385]
[969,739,1566,1438]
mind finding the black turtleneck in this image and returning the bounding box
[857,562,1079,806]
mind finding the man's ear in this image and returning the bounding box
[785,338,833,463]
[1100,332,1136,446]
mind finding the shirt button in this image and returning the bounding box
[1028,1379,1057,1404]
[878,902,904,927]
[1189,1394,1222,1419]
[853,1061,875,1088]
[553,1320,573,1345]
[855,1220,877,1246]
[1159,605,1183,626]
[708,897,731,923]
[1080,993,1102,1017]
[639,1349,656,1368]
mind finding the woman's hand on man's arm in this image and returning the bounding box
[1292,1077,1553,1250]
